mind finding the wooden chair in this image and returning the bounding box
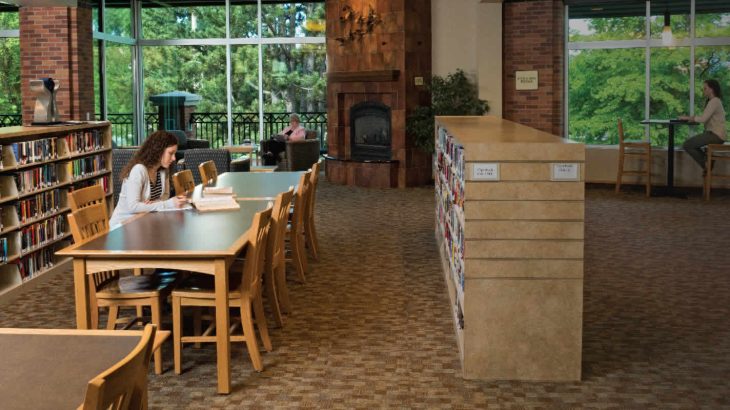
[703,143,730,200]
[68,203,174,375]
[198,160,218,185]
[265,187,295,325]
[172,205,273,373]
[616,118,652,196]
[173,169,195,196]
[78,324,157,410]
[304,161,321,261]
[287,171,311,283]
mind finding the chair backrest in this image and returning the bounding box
[183,148,231,185]
[266,187,295,265]
[241,205,273,295]
[172,169,195,196]
[198,160,218,185]
[291,171,312,235]
[79,324,157,410]
[285,139,320,171]
[307,161,321,222]
[68,202,110,243]
[112,149,137,206]
[69,184,107,212]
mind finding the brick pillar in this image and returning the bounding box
[20,6,94,124]
[503,0,564,136]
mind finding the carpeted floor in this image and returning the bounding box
[1,180,729,409]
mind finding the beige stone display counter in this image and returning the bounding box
[434,116,584,382]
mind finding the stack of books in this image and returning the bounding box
[194,187,239,212]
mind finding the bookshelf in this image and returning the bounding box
[435,116,584,382]
[0,122,112,299]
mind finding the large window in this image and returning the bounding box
[0,6,20,127]
[567,1,730,146]
[94,0,327,147]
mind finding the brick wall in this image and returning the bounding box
[503,0,564,136]
[20,6,94,124]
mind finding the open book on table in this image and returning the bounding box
[203,186,234,195]
[193,195,240,212]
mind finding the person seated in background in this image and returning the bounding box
[109,130,187,227]
[680,79,727,175]
[262,113,307,165]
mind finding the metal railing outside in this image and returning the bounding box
[0,114,22,127]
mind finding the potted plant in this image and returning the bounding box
[407,69,489,153]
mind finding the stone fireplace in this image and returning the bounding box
[350,101,391,161]
[325,0,432,188]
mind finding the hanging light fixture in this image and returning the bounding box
[662,9,673,46]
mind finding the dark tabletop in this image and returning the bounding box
[0,332,140,410]
[193,172,304,200]
[62,200,270,256]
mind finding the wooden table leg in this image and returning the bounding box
[213,258,231,394]
[73,258,91,329]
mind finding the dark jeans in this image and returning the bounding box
[682,131,724,169]
[261,139,286,166]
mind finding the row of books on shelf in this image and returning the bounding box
[70,174,111,194]
[15,164,59,194]
[64,129,104,155]
[67,154,107,181]
[437,126,465,179]
[16,189,62,224]
[20,215,66,253]
[435,182,465,293]
[0,237,7,262]
[0,138,59,169]
[18,247,56,282]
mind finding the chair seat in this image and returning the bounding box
[171,273,245,300]
[97,274,177,299]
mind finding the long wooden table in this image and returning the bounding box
[195,171,304,200]
[0,328,169,409]
[56,200,270,394]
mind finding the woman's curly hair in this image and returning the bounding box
[120,130,178,180]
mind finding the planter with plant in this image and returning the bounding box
[406,69,489,153]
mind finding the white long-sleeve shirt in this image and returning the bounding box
[695,97,727,140]
[109,164,176,228]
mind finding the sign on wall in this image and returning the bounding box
[515,70,539,90]
[472,163,500,181]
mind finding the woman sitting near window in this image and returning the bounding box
[262,113,306,165]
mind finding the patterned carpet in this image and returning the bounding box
[1,180,729,409]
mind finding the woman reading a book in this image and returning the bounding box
[680,79,727,174]
[262,113,307,165]
[109,130,187,227]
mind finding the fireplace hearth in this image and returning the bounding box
[351,101,391,161]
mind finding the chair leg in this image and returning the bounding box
[88,276,99,329]
[106,306,119,330]
[290,230,307,283]
[172,295,183,375]
[615,148,625,193]
[134,268,144,319]
[150,297,163,375]
[305,216,319,261]
[253,292,273,352]
[264,265,284,327]
[240,298,263,372]
[275,260,292,315]
[193,308,202,348]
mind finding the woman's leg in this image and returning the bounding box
[682,131,723,169]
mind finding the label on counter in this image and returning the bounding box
[472,163,500,181]
[551,163,580,181]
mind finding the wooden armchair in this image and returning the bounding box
[67,203,175,375]
[264,187,295,325]
[616,118,652,196]
[286,171,312,283]
[78,324,157,410]
[172,205,273,373]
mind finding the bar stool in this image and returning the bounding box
[616,118,652,196]
[703,143,730,200]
